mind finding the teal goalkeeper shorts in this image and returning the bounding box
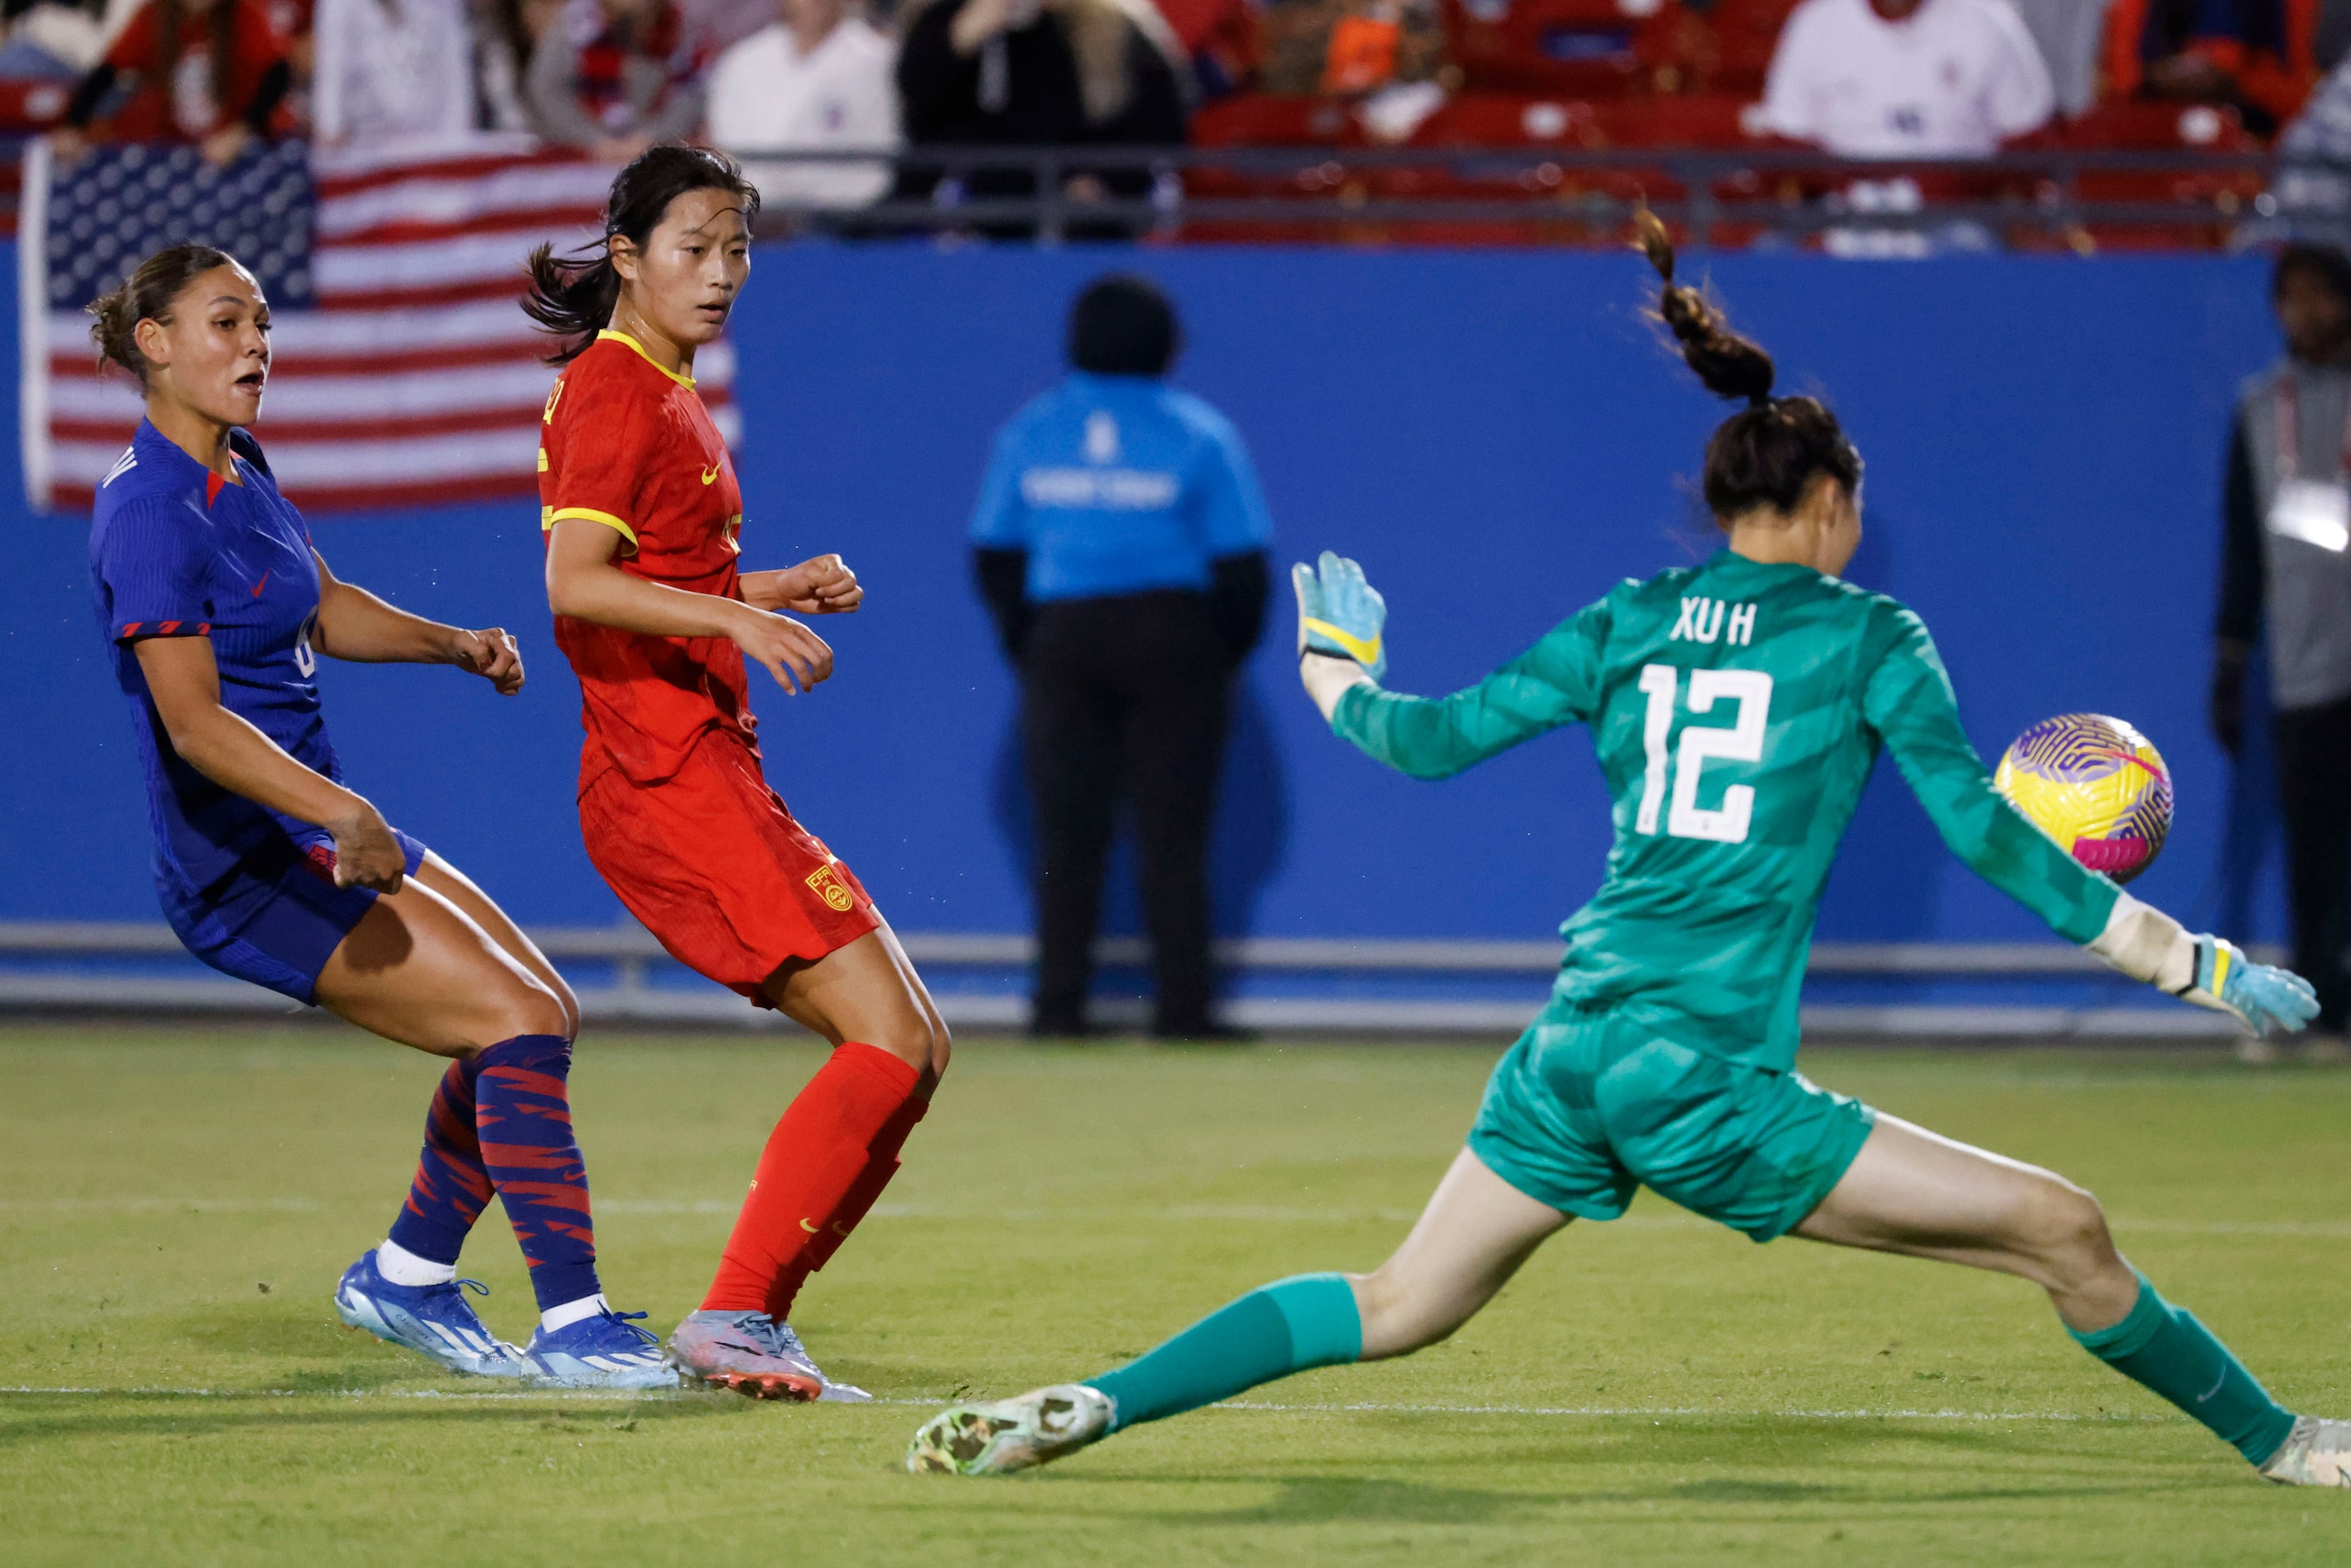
[1467,1001,1877,1242]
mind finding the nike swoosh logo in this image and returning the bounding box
[799,1217,819,1233]
[251,571,270,597]
[701,464,721,485]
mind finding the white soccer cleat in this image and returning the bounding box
[2262,1417,2351,1486]
[907,1383,1115,1475]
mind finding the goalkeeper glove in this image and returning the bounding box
[1293,550,1388,680]
[2177,935,2320,1036]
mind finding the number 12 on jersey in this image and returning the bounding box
[1635,665,1774,844]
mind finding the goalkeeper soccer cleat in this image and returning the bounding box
[2262,1417,2351,1487]
[906,1383,1115,1476]
[334,1251,526,1378]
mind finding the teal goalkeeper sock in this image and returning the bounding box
[1086,1272,1363,1431]
[2069,1275,2298,1465]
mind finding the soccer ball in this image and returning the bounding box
[1992,713,2173,884]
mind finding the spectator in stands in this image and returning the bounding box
[0,0,107,81]
[472,0,563,131]
[525,0,705,159]
[895,0,1187,231]
[2106,0,2320,137]
[971,275,1272,1040]
[311,0,479,146]
[2270,46,2351,244]
[2212,242,2351,1058]
[705,0,898,209]
[52,0,292,164]
[1753,0,2055,158]
[2006,0,2111,118]
[680,0,776,53]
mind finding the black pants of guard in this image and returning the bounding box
[2274,693,2351,1033]
[1024,590,1228,1034]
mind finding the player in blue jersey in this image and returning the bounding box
[909,214,2351,1485]
[84,244,668,1389]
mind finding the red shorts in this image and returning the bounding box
[579,730,881,1005]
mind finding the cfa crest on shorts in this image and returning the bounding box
[806,863,857,913]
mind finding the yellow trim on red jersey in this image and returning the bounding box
[537,447,549,472]
[595,329,696,389]
[545,506,640,554]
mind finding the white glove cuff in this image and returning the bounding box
[2087,892,2200,995]
[1299,652,1374,723]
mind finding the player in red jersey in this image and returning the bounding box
[528,146,949,1401]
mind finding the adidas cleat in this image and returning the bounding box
[906,1383,1114,1475]
[519,1308,679,1390]
[666,1310,871,1402]
[2263,1417,2351,1486]
[334,1251,526,1378]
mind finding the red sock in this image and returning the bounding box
[702,1043,920,1315]
[761,1093,931,1319]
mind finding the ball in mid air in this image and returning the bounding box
[1993,714,2173,884]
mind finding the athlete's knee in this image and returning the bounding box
[474,974,574,1049]
[866,1004,949,1080]
[2015,1172,2117,1277]
[1349,1265,1469,1362]
[544,973,583,1040]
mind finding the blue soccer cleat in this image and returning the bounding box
[334,1250,527,1378]
[519,1307,680,1390]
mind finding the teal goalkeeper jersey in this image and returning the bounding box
[1331,549,2121,1070]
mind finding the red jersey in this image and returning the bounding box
[542,330,750,787]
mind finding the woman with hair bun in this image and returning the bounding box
[531,144,950,1403]
[909,210,2351,1487]
[84,245,671,1389]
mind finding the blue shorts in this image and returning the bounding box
[164,829,428,1006]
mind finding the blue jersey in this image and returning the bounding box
[968,372,1273,603]
[89,421,341,918]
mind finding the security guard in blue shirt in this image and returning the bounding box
[972,274,1273,1038]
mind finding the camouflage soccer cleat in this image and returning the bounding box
[666,1310,870,1402]
[906,1383,1114,1475]
[2263,1417,2351,1486]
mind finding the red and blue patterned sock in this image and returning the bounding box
[473,1034,602,1313]
[387,1056,493,1268]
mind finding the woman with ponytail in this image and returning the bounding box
[531,144,950,1403]
[85,244,670,1392]
[909,212,2351,1488]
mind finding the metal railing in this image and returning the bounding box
[737,144,2278,250]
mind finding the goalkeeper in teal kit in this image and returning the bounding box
[909,216,2351,1487]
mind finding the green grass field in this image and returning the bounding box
[3,1024,2348,1565]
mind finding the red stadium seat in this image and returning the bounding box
[2026,101,2263,251]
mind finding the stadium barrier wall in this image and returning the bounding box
[0,243,2297,1029]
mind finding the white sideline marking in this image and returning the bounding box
[0,1385,2166,1424]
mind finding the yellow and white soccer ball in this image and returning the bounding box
[1991,713,2173,884]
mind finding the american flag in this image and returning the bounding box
[19,134,739,513]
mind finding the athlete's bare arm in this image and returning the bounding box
[309,549,523,694]
[544,518,836,692]
[130,635,406,891]
[739,554,863,616]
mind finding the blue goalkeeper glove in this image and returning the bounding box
[2178,936,2320,1035]
[1292,550,1388,681]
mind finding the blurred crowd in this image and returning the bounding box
[14,0,2351,212]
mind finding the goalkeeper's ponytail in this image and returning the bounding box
[1634,206,1862,522]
